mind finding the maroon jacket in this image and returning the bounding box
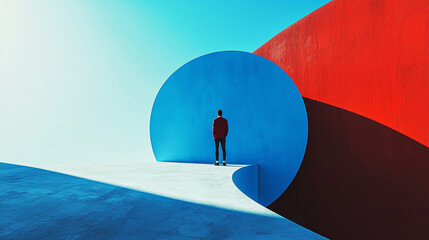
[213,117,228,139]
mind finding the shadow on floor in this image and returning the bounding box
[0,162,324,240]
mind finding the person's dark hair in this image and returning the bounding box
[217,109,222,116]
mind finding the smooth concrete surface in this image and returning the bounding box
[44,162,267,215]
[0,162,327,239]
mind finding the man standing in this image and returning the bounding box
[213,109,228,166]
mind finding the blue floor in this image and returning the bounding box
[0,163,325,239]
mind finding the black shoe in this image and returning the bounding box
[214,162,219,166]
[223,162,226,166]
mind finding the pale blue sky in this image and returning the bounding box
[0,0,330,167]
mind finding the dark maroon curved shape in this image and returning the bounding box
[269,98,429,239]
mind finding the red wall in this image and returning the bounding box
[254,0,429,239]
[255,0,428,148]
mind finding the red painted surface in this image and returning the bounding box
[254,0,429,238]
[255,0,429,147]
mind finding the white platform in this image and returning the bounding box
[30,161,327,239]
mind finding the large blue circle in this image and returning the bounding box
[150,51,308,206]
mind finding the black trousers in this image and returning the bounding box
[215,138,226,161]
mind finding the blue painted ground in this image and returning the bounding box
[0,163,326,240]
